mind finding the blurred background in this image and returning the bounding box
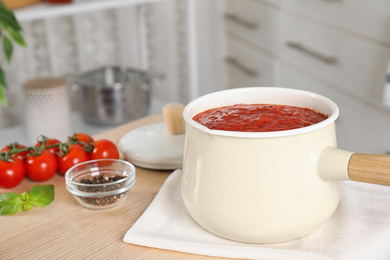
[0,0,389,154]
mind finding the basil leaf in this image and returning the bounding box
[29,185,54,207]
[21,191,32,211]
[20,191,29,201]
[0,192,23,216]
[23,201,33,211]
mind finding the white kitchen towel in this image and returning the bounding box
[123,170,390,260]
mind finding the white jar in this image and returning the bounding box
[23,77,71,144]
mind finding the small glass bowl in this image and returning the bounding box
[65,159,136,210]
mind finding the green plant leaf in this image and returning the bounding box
[0,67,6,87]
[0,84,7,107]
[0,4,25,108]
[29,185,55,208]
[0,10,22,31]
[2,35,12,63]
[20,191,29,201]
[7,28,26,47]
[0,192,23,216]
[23,201,33,211]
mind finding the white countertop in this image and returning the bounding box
[0,98,166,148]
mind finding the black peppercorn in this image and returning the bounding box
[78,174,126,206]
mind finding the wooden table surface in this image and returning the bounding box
[0,115,224,260]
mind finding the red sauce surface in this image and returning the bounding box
[192,104,329,132]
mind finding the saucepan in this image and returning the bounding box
[181,87,390,244]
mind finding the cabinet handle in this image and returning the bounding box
[286,41,337,65]
[225,56,259,77]
[224,13,259,29]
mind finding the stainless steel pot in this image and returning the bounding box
[72,66,160,125]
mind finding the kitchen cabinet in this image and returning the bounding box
[280,11,389,107]
[225,35,277,88]
[224,0,280,55]
[223,0,390,153]
[280,0,390,45]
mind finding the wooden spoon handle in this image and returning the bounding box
[348,153,390,186]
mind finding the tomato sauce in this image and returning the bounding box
[192,104,328,132]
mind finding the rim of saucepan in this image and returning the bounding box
[183,87,339,138]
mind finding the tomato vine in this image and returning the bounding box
[0,133,120,189]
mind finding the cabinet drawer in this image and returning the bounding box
[280,0,390,44]
[224,0,281,54]
[280,64,390,154]
[225,36,276,88]
[280,12,390,106]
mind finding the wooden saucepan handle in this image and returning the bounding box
[348,153,390,186]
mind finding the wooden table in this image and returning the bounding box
[0,115,223,259]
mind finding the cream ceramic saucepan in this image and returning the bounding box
[181,87,390,244]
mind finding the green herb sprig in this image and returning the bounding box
[0,185,54,216]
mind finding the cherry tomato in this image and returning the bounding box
[0,158,26,189]
[69,133,95,150]
[1,143,31,161]
[25,150,58,182]
[89,139,120,160]
[35,138,61,154]
[58,145,89,175]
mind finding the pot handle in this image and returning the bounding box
[348,153,390,186]
[318,147,390,186]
